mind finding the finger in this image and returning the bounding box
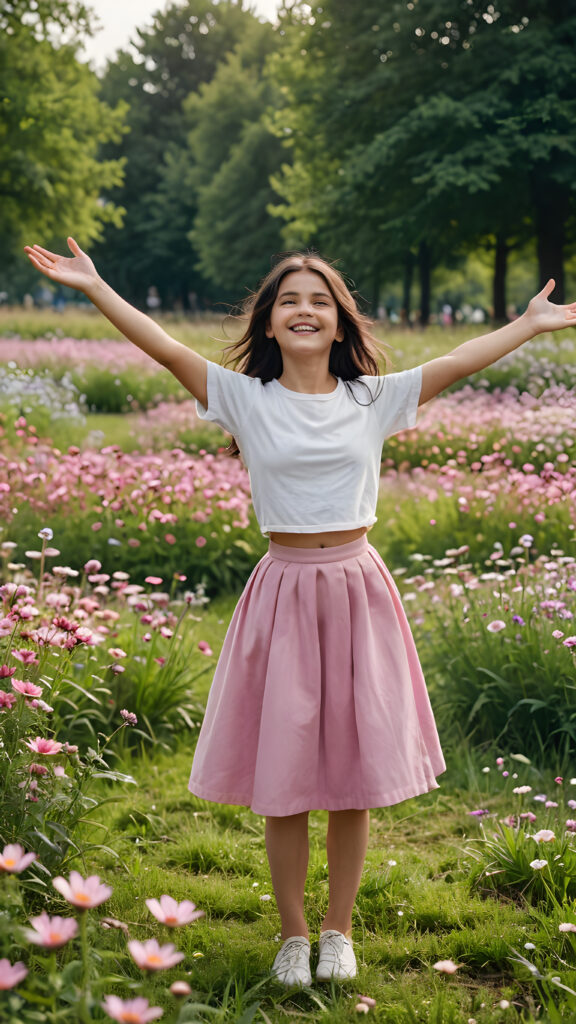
[29,243,60,262]
[539,278,556,300]
[26,253,57,278]
[67,236,85,257]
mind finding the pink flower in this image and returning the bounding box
[127,938,185,971]
[559,923,576,933]
[555,777,564,784]
[433,960,461,973]
[355,1006,370,1015]
[108,647,127,659]
[52,871,112,908]
[0,690,17,710]
[25,737,63,755]
[0,665,16,677]
[12,679,43,698]
[12,649,39,665]
[520,812,537,823]
[195,536,207,548]
[145,895,204,927]
[0,843,36,873]
[84,559,102,573]
[563,636,576,648]
[566,820,576,832]
[101,995,163,1022]
[198,641,213,656]
[145,576,163,585]
[0,958,28,990]
[552,630,564,639]
[170,981,192,997]
[25,911,78,947]
[120,709,138,726]
[357,995,377,1007]
[487,620,506,633]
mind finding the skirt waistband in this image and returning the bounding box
[267,535,370,563]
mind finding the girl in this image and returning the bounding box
[25,240,576,987]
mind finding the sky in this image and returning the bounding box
[80,0,282,70]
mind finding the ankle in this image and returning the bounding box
[320,920,352,938]
[281,924,309,941]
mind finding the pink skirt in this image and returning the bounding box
[188,536,446,816]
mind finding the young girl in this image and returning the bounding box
[25,240,576,987]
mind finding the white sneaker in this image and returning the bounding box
[316,929,357,981]
[271,936,312,987]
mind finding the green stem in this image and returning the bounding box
[78,910,91,1024]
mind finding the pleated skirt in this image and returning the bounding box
[188,536,446,816]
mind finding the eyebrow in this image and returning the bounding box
[278,290,333,299]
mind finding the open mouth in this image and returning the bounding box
[289,325,319,333]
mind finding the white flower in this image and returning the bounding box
[531,829,555,843]
[559,923,576,933]
[499,1000,511,1009]
[513,786,532,795]
[529,859,547,870]
[38,527,54,541]
[387,860,397,866]
[519,534,534,548]
[524,942,536,950]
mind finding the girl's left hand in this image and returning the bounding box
[525,279,576,335]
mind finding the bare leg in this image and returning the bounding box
[321,809,370,936]
[265,812,310,939]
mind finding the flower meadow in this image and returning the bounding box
[1,326,576,1022]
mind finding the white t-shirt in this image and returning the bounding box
[196,360,422,537]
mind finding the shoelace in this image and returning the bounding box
[320,933,347,959]
[279,939,309,965]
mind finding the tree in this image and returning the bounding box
[0,1,126,277]
[93,0,261,307]
[269,0,576,314]
[185,20,286,297]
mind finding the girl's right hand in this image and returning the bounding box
[24,237,99,295]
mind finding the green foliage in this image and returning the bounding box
[185,21,286,295]
[0,7,127,261]
[94,0,261,308]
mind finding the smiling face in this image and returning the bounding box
[265,270,344,359]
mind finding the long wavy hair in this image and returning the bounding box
[221,252,387,457]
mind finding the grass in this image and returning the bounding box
[75,734,539,1023]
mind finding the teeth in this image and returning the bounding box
[291,326,317,332]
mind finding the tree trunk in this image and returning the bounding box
[492,234,508,322]
[402,250,414,327]
[533,182,569,303]
[418,240,431,327]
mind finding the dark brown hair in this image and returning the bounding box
[222,252,387,456]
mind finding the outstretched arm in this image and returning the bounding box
[419,280,576,405]
[24,237,208,407]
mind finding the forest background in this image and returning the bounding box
[2,0,576,324]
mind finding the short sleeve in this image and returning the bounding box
[366,366,422,438]
[195,360,259,435]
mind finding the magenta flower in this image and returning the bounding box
[198,641,213,656]
[563,636,576,648]
[0,843,36,873]
[145,895,204,927]
[102,995,163,1022]
[25,737,63,755]
[145,576,163,585]
[12,679,43,698]
[0,959,28,990]
[52,871,112,908]
[468,809,489,817]
[0,690,17,710]
[25,912,78,948]
[127,938,185,971]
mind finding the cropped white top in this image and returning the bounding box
[196,360,422,537]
